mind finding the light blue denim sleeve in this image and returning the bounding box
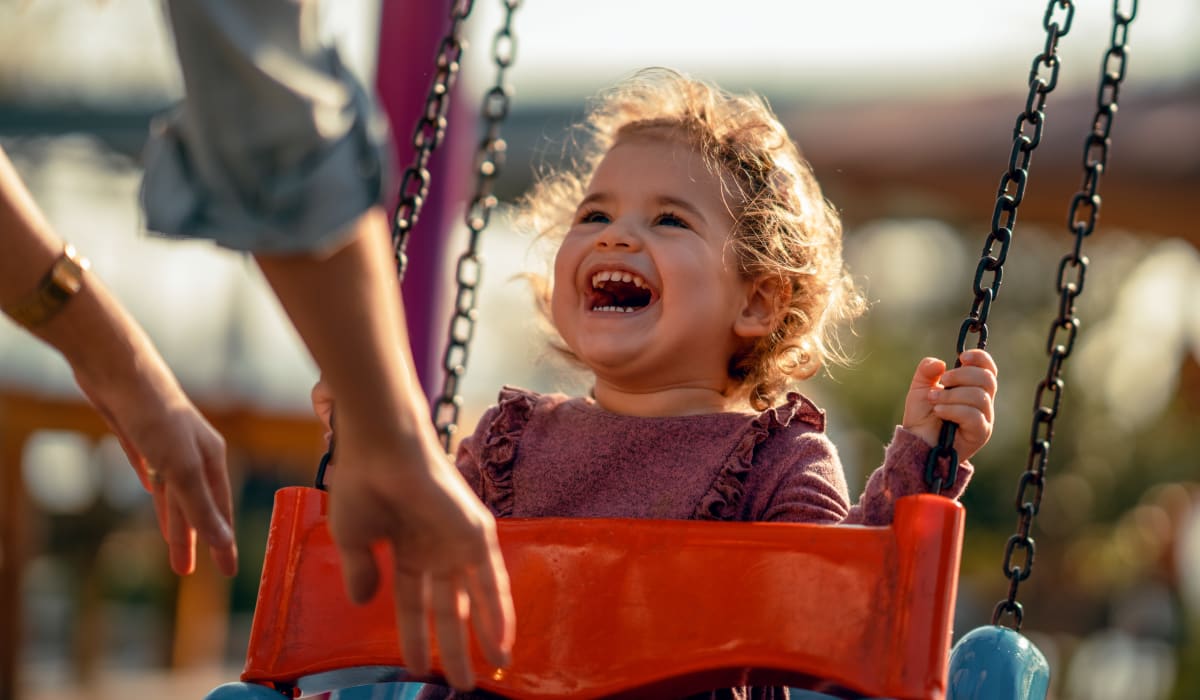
[141,0,388,253]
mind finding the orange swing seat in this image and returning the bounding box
[239,486,963,699]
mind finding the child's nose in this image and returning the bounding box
[594,219,642,250]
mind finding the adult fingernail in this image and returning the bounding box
[218,521,235,545]
[928,389,941,401]
[495,649,512,668]
[226,543,239,575]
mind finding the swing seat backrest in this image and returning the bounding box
[240,487,963,699]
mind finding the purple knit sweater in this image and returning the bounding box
[419,386,973,699]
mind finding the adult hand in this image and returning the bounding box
[312,380,515,691]
[3,143,237,576]
[902,348,999,463]
[76,370,237,577]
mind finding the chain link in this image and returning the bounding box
[992,0,1136,630]
[432,0,521,452]
[391,0,476,279]
[317,1,474,490]
[925,0,1075,494]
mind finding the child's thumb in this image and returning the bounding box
[910,357,946,390]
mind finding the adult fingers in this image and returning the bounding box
[200,434,238,576]
[310,379,335,436]
[432,575,474,691]
[465,533,515,669]
[337,542,382,605]
[114,433,156,493]
[167,491,198,576]
[329,491,387,603]
[394,568,432,678]
[149,477,170,535]
[169,448,237,572]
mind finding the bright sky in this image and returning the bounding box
[469,0,1199,102]
[1,0,1195,105]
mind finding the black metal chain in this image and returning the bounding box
[317,0,516,488]
[924,0,1076,494]
[391,0,476,280]
[992,0,1137,631]
[431,0,521,452]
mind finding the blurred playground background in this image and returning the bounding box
[0,1,1198,699]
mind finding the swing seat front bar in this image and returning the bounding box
[240,487,963,699]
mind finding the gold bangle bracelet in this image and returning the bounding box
[2,243,91,330]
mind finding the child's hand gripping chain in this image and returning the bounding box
[903,349,999,463]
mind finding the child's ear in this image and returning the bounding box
[734,275,786,339]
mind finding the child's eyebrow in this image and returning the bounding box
[577,192,609,211]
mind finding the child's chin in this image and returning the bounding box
[579,344,651,372]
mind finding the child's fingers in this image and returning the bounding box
[958,349,998,375]
[932,403,990,437]
[938,365,998,397]
[929,386,994,422]
[909,357,946,391]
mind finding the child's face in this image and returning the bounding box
[551,133,761,393]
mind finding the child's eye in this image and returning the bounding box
[578,209,610,224]
[655,212,689,228]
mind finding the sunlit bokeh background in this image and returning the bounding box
[1,1,1198,699]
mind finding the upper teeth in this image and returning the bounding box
[592,270,646,289]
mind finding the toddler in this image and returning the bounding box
[316,67,998,699]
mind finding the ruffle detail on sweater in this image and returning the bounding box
[692,392,825,521]
[477,386,537,517]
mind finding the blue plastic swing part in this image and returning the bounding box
[947,626,1050,700]
[203,626,1051,700]
[204,682,288,700]
[205,678,425,700]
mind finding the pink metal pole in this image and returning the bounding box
[374,2,473,397]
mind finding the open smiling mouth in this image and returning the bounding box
[589,270,655,313]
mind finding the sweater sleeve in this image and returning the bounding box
[841,426,974,526]
[752,430,852,524]
[749,425,973,526]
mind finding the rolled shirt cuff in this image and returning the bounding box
[140,0,388,254]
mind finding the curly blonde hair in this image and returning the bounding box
[520,68,865,409]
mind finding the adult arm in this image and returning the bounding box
[143,2,514,685]
[278,214,514,687]
[318,378,497,504]
[0,146,236,576]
